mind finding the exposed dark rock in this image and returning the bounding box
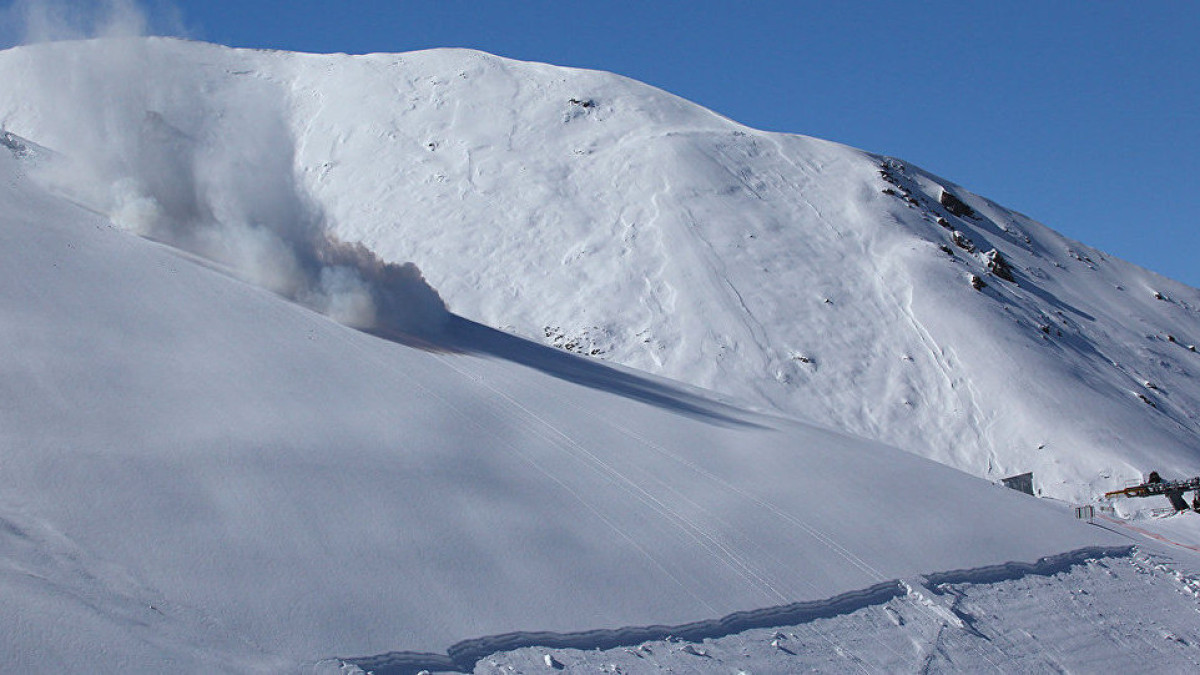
[544,325,608,357]
[951,231,976,253]
[1,131,30,157]
[939,189,976,218]
[969,274,986,291]
[983,248,1015,282]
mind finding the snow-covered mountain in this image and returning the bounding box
[4,37,1200,672]
[2,39,1198,502]
[0,105,1134,671]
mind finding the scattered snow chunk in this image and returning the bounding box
[543,653,564,669]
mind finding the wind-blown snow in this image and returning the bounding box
[0,38,447,336]
[2,38,1193,502]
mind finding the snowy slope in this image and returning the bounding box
[0,105,1134,670]
[1,39,1198,503]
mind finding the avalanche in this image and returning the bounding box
[2,37,1200,672]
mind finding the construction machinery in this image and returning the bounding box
[1105,474,1200,512]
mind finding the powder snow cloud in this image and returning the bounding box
[8,0,447,335]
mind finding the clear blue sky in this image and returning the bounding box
[16,1,1200,286]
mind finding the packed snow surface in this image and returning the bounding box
[1,37,1199,671]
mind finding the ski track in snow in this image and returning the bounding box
[334,329,726,615]
[430,347,894,592]
[430,351,788,606]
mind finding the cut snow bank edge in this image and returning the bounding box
[346,545,1134,674]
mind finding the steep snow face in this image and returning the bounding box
[0,147,1124,667]
[1,39,1198,501]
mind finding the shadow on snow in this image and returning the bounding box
[368,312,762,429]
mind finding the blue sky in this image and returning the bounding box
[14,1,1200,286]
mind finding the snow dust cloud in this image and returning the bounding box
[2,0,178,46]
[8,0,447,335]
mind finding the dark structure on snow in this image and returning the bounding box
[1001,472,1035,496]
[1105,473,1200,512]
